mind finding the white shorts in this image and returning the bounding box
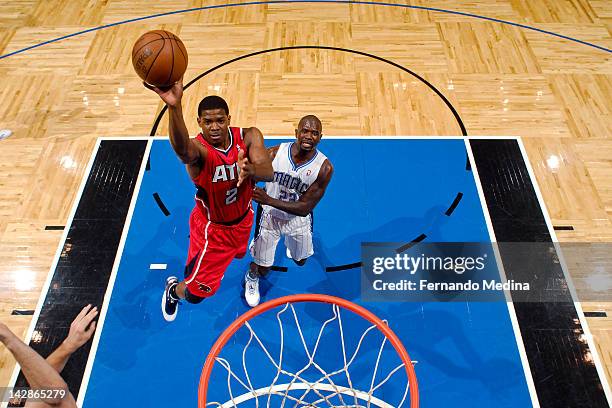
[249,210,314,267]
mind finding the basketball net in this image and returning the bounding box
[199,294,419,408]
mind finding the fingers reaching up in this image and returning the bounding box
[63,305,98,352]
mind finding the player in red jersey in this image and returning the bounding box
[145,79,273,321]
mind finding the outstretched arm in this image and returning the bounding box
[253,159,333,216]
[0,323,76,407]
[237,127,274,187]
[143,79,203,167]
[46,305,98,373]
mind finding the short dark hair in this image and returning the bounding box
[198,95,229,116]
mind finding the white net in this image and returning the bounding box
[204,301,416,408]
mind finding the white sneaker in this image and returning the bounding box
[245,272,260,307]
[162,276,179,322]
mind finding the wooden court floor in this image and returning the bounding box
[0,0,610,392]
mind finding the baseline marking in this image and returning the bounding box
[76,139,153,406]
[464,137,541,408]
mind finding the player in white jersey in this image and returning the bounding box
[245,115,334,307]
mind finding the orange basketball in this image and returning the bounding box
[132,30,188,88]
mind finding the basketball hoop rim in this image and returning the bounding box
[198,293,419,408]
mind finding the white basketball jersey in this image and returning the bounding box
[263,142,328,220]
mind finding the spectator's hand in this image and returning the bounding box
[252,186,270,205]
[63,305,98,353]
[237,150,256,187]
[0,321,10,342]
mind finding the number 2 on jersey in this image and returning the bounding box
[225,187,238,205]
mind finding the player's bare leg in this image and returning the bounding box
[162,276,210,320]
[175,281,188,298]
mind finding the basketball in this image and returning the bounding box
[131,30,188,88]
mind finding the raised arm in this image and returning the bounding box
[237,127,274,186]
[46,305,97,373]
[144,79,204,168]
[253,159,333,217]
[0,323,76,408]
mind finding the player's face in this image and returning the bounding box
[295,119,322,152]
[198,109,231,146]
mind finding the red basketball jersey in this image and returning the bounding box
[193,127,253,223]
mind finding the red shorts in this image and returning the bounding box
[184,205,253,299]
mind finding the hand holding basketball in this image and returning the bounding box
[143,78,184,107]
[132,30,188,88]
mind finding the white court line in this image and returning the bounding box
[2,138,103,408]
[149,263,168,270]
[516,138,612,404]
[75,139,152,406]
[464,138,541,408]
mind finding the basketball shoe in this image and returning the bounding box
[162,276,179,321]
[244,271,260,307]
